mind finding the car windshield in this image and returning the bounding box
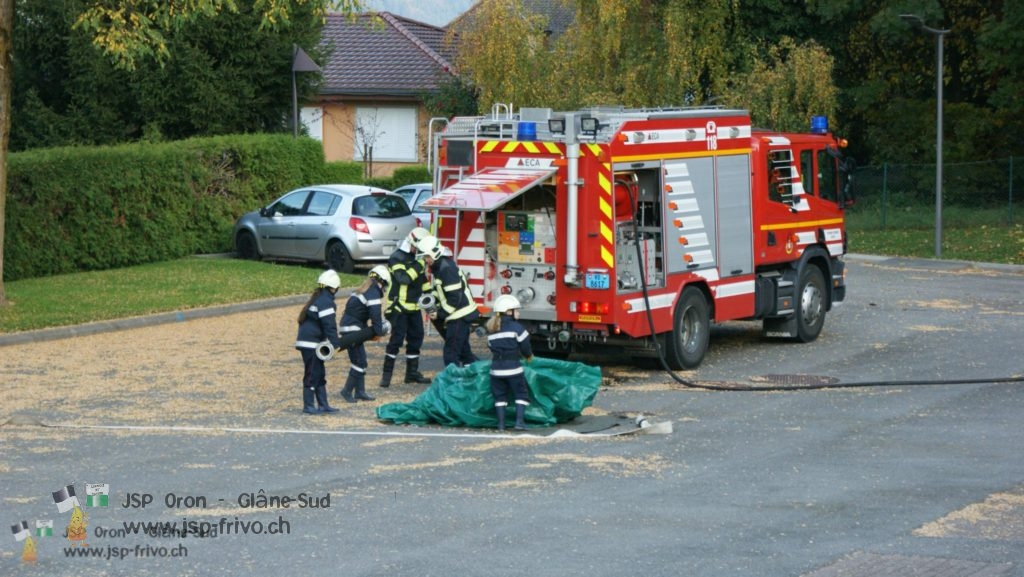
[394,189,416,204]
[353,194,411,218]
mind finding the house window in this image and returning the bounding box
[301,107,323,141]
[354,106,417,162]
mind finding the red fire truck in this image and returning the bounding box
[421,105,854,368]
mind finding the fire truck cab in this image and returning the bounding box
[422,105,854,369]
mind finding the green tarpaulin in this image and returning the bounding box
[376,357,601,429]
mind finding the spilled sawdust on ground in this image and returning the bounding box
[361,437,425,448]
[914,485,1024,541]
[600,366,697,392]
[367,457,479,474]
[527,452,669,477]
[487,477,575,490]
[908,325,962,332]
[0,305,435,430]
[459,438,548,452]
[899,298,973,311]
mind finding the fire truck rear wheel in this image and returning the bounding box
[795,265,826,342]
[665,286,710,370]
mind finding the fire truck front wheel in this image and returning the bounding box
[665,286,711,370]
[795,264,827,342]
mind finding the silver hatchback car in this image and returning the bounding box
[233,184,422,273]
[391,182,435,229]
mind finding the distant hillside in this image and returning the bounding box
[362,0,476,27]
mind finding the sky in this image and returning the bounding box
[361,0,477,27]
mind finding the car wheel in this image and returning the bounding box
[664,286,711,370]
[235,230,260,260]
[326,240,354,274]
[795,264,826,342]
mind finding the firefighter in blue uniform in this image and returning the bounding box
[380,227,432,388]
[486,294,533,430]
[338,265,392,403]
[416,235,479,368]
[295,269,343,415]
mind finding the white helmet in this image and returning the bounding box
[415,235,445,260]
[369,264,391,286]
[493,294,521,314]
[400,227,431,253]
[318,269,341,290]
[407,227,431,246]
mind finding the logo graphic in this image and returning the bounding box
[53,484,90,547]
[11,520,29,542]
[52,484,80,514]
[86,483,109,507]
[64,504,89,547]
[11,521,36,564]
[35,520,53,537]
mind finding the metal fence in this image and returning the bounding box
[850,157,1021,229]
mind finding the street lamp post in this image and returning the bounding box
[901,14,950,258]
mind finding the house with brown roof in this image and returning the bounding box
[302,12,458,176]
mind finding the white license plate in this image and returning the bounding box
[381,244,396,255]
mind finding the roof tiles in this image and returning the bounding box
[319,12,457,98]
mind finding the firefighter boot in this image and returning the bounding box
[339,374,357,403]
[354,374,375,401]
[315,386,339,413]
[404,358,431,384]
[379,356,395,388]
[514,403,527,430]
[376,356,391,387]
[303,387,320,415]
[495,405,506,431]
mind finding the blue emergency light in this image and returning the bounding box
[810,115,829,134]
[517,121,537,141]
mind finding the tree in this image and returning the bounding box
[722,37,838,133]
[978,1,1024,151]
[449,0,553,112]
[1,0,13,304]
[562,0,740,107]
[0,0,364,305]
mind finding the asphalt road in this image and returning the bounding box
[2,255,1023,576]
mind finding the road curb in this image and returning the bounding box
[845,253,1024,273]
[2,255,1019,347]
[0,294,310,347]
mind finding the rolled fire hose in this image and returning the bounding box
[315,341,335,361]
[418,293,438,315]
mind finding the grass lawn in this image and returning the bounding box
[848,224,1023,264]
[0,258,364,334]
[1,225,1020,334]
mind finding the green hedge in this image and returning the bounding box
[4,135,330,281]
[320,160,364,185]
[364,165,433,191]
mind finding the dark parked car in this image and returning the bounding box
[233,184,423,273]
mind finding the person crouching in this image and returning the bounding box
[485,294,533,430]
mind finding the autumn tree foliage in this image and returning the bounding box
[451,0,837,129]
[0,0,363,302]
